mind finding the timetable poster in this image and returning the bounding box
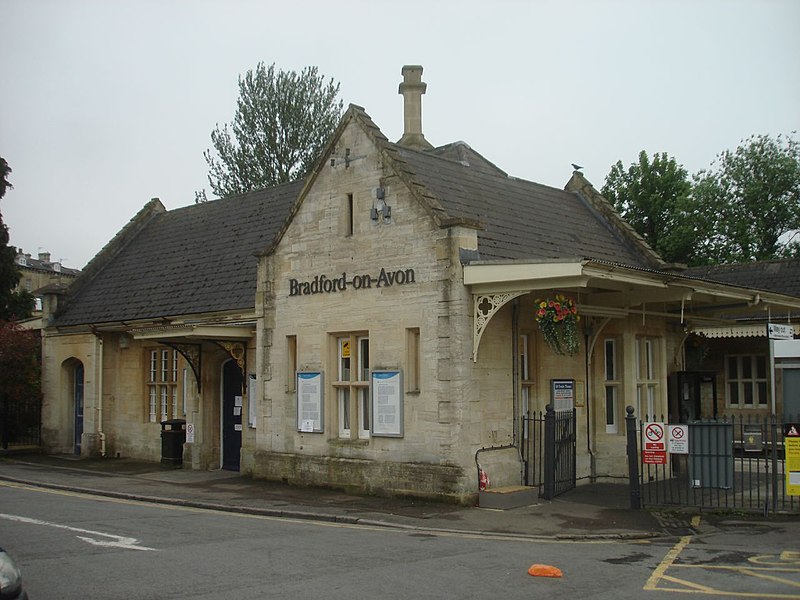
[297,372,323,432]
[371,370,403,437]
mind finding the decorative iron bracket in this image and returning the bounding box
[213,341,247,376]
[160,341,202,392]
[472,291,527,362]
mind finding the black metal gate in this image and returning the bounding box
[1,395,41,449]
[522,405,576,499]
[626,408,799,514]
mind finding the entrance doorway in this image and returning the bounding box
[221,359,243,471]
[74,363,84,455]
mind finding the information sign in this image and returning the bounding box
[551,379,575,412]
[371,370,403,437]
[786,423,800,497]
[642,422,667,464]
[296,371,323,433]
[668,424,688,454]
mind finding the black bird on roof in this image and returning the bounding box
[571,163,583,171]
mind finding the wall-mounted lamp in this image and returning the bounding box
[371,187,391,222]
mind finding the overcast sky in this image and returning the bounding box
[2,0,798,269]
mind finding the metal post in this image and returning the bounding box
[626,405,641,509]
[544,404,555,500]
[771,414,779,514]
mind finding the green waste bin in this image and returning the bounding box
[688,421,733,488]
[160,419,186,466]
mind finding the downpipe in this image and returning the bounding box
[95,333,106,457]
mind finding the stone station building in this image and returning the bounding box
[39,66,800,503]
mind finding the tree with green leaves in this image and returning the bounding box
[0,320,41,448]
[0,157,34,321]
[202,63,343,198]
[601,151,698,265]
[692,133,800,263]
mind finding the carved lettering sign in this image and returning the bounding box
[289,268,416,297]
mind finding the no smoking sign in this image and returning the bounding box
[668,424,689,454]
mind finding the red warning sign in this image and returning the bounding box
[644,422,666,451]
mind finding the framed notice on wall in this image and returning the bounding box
[371,370,403,437]
[551,379,575,412]
[296,371,323,433]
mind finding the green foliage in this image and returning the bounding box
[0,157,34,321]
[603,134,800,266]
[692,133,800,264]
[0,320,41,447]
[202,63,343,198]
[602,151,696,265]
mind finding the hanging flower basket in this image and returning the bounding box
[535,295,580,356]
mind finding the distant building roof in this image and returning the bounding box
[16,250,81,277]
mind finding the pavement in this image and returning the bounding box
[0,451,772,541]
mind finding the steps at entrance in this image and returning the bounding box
[478,485,539,509]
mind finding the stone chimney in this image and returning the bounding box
[39,251,51,263]
[397,65,433,151]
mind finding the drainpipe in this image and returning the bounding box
[585,329,596,481]
[95,333,106,457]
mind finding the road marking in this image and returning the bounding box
[0,512,158,551]
[644,534,693,590]
[0,480,640,545]
[645,516,800,598]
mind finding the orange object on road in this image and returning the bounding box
[528,564,563,578]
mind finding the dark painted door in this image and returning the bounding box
[222,360,243,471]
[74,363,84,455]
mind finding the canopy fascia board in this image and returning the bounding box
[131,325,255,341]
[465,259,800,361]
[464,260,800,310]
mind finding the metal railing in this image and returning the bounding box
[521,405,576,499]
[1,395,41,449]
[626,408,799,514]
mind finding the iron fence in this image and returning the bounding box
[1,396,41,449]
[628,410,799,514]
[521,406,576,499]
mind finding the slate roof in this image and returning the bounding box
[684,258,800,299]
[393,144,653,267]
[54,105,662,328]
[54,182,302,327]
[16,252,81,277]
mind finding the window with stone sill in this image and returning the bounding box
[604,338,621,434]
[146,348,183,423]
[635,337,659,421]
[333,334,369,439]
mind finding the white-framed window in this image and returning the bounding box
[604,338,620,434]
[334,334,370,439]
[146,348,181,422]
[726,354,768,408]
[636,337,658,421]
[519,333,534,417]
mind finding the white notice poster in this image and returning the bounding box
[296,372,323,432]
[371,371,403,437]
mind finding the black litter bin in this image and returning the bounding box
[160,419,186,466]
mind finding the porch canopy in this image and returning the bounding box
[131,322,255,391]
[464,258,800,362]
